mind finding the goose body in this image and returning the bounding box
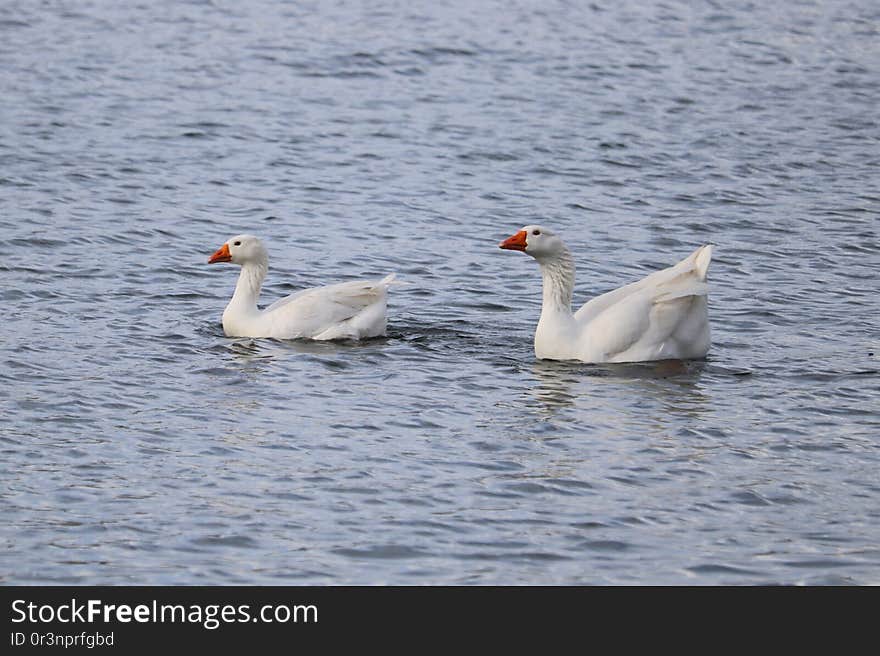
[208,234,396,340]
[499,225,713,363]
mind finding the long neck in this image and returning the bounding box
[228,260,268,314]
[538,248,575,315]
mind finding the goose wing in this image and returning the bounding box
[575,246,713,361]
[263,274,396,339]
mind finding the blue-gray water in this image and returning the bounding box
[2,0,878,585]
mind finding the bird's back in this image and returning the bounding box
[262,274,396,340]
[574,246,713,362]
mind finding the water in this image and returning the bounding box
[1,0,878,585]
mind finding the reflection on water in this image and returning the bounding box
[224,332,394,359]
[528,358,711,423]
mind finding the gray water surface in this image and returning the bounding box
[1,0,879,585]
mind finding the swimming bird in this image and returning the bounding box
[499,225,713,363]
[207,234,397,340]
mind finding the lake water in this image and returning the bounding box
[1,0,878,585]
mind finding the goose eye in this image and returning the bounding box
[233,241,241,246]
[532,229,541,236]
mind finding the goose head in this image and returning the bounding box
[207,234,268,266]
[499,225,567,262]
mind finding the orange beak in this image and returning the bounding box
[499,230,528,252]
[207,243,232,264]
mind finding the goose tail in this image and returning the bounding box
[693,245,714,281]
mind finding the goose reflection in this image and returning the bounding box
[528,357,711,423]
[226,334,389,358]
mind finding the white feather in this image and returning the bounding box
[501,226,714,363]
[209,235,397,340]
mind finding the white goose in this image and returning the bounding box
[207,234,397,340]
[499,225,713,363]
